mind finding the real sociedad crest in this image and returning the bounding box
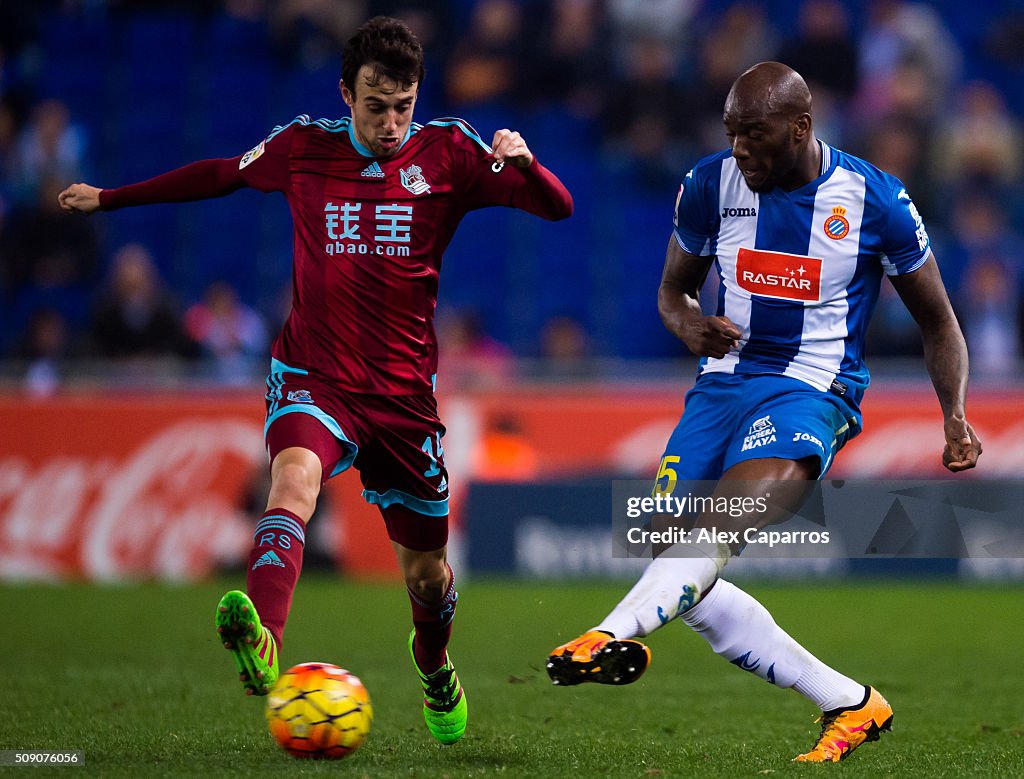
[400,164,431,195]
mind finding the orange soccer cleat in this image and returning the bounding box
[546,630,651,686]
[794,686,894,762]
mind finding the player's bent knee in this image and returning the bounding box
[268,458,322,518]
[407,575,446,603]
[403,558,449,603]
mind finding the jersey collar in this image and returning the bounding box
[818,139,834,177]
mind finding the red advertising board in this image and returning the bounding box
[1,382,1016,581]
[0,394,262,581]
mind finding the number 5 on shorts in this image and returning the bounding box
[655,455,681,496]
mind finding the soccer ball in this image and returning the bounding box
[265,662,373,759]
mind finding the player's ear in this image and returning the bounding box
[792,113,811,142]
[340,79,354,108]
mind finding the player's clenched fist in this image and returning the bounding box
[58,183,102,214]
[681,315,741,359]
[942,417,982,472]
[491,129,533,169]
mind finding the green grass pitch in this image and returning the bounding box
[3,577,1022,777]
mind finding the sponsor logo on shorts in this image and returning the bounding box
[287,390,314,404]
[792,432,825,452]
[741,414,777,452]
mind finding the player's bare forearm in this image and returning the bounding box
[891,256,968,416]
[919,320,982,470]
[891,254,982,471]
[920,318,969,418]
[659,236,739,358]
[658,276,703,342]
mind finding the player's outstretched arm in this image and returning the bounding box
[58,183,102,214]
[890,253,982,472]
[658,236,740,358]
[58,158,249,213]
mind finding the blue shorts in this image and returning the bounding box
[660,373,862,482]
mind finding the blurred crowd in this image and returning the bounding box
[0,0,1021,392]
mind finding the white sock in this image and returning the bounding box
[594,542,728,639]
[682,579,865,711]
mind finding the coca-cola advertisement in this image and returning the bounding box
[0,395,262,581]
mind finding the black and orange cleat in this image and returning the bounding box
[794,686,894,762]
[546,630,651,686]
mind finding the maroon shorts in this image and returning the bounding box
[264,360,448,551]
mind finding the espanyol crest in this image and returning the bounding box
[823,206,850,240]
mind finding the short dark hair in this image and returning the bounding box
[342,16,425,95]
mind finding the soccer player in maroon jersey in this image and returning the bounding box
[58,16,572,744]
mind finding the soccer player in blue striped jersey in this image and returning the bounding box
[548,62,982,762]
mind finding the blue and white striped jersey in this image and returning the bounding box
[673,140,930,403]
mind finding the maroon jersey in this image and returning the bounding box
[103,115,573,394]
[241,116,572,393]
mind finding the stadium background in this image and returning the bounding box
[1,0,1022,583]
[2,3,1024,776]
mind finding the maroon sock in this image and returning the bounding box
[409,563,459,674]
[246,508,306,649]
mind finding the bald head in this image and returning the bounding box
[727,61,812,120]
[722,63,820,193]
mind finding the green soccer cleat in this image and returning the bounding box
[408,629,468,745]
[215,590,279,696]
